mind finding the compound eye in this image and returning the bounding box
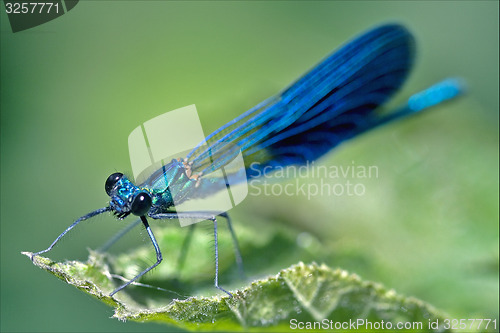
[105,172,123,196]
[131,192,152,216]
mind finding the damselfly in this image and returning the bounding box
[31,24,464,297]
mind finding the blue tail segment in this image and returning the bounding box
[364,78,465,131]
[408,78,465,112]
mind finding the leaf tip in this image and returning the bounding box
[21,251,33,258]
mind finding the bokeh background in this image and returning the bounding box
[1,1,498,332]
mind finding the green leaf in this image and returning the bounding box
[23,251,453,332]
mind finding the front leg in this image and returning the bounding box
[109,216,163,296]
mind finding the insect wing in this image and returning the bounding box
[186,24,414,178]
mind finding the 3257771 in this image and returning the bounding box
[5,2,59,14]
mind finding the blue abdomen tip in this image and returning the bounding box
[409,78,466,112]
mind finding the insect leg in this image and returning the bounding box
[212,216,232,297]
[31,207,110,260]
[218,212,245,279]
[109,215,162,296]
[151,211,244,278]
[150,211,238,297]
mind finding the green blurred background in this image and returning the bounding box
[1,1,498,332]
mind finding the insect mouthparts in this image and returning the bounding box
[113,210,130,219]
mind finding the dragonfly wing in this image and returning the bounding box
[187,24,414,178]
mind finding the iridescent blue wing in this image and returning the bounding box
[186,24,415,178]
